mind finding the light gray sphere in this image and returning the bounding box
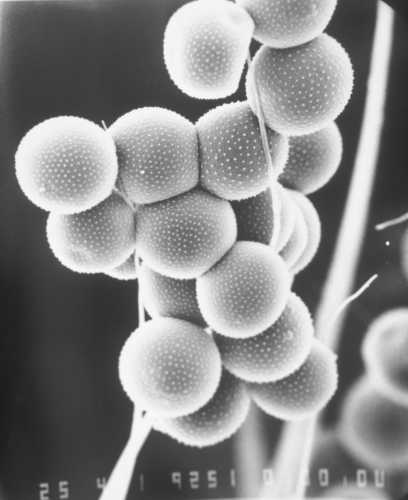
[15,116,118,214]
[47,193,135,273]
[197,101,289,200]
[109,107,199,204]
[246,34,353,136]
[135,188,237,279]
[164,0,254,99]
[279,123,343,194]
[236,0,337,49]
[250,338,338,421]
[153,370,250,447]
[197,241,291,338]
[119,318,222,418]
[215,293,314,383]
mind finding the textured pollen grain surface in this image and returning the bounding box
[15,116,118,214]
[163,0,254,99]
[119,318,222,418]
[290,191,322,274]
[362,309,408,407]
[105,253,137,281]
[153,370,250,447]
[197,241,291,338]
[109,108,199,204]
[279,123,343,194]
[232,188,274,245]
[215,293,314,383]
[135,189,237,280]
[47,193,135,274]
[139,264,205,326]
[236,0,337,48]
[339,376,408,471]
[246,34,353,136]
[250,338,338,421]
[197,101,289,200]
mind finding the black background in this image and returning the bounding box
[0,1,407,499]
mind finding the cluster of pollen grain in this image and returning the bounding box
[197,101,288,200]
[246,34,353,136]
[159,0,346,434]
[109,108,199,204]
[119,318,222,418]
[163,0,254,100]
[153,370,250,448]
[135,188,237,280]
[138,263,205,327]
[279,123,343,194]
[15,0,355,455]
[249,339,338,421]
[15,116,118,214]
[236,0,337,49]
[46,192,136,274]
[105,253,138,281]
[338,376,408,471]
[215,293,314,383]
[362,309,408,407]
[196,241,291,339]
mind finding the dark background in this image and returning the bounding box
[0,1,407,499]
